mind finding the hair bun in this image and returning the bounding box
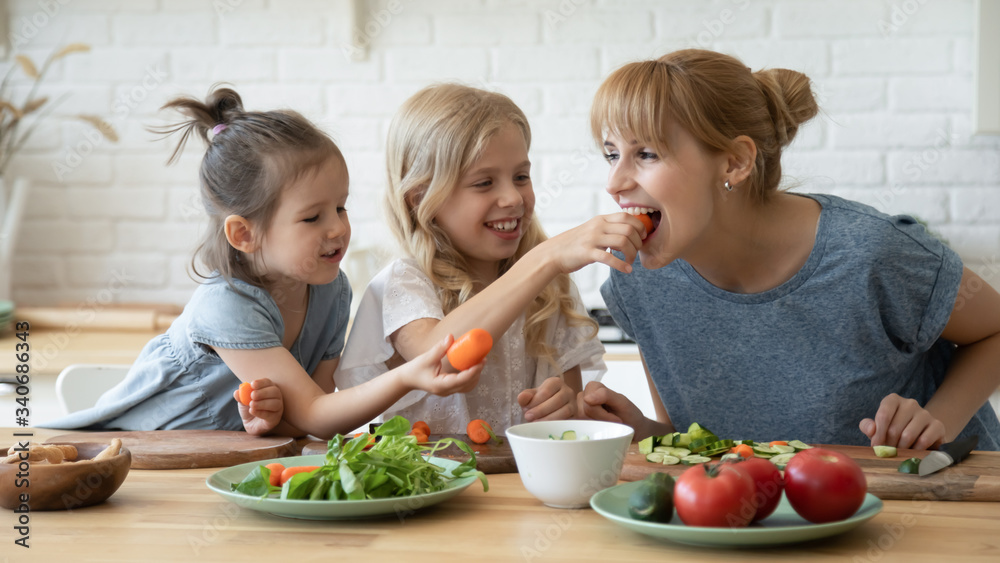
[753,68,818,147]
[206,86,243,126]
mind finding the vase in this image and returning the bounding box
[0,176,30,303]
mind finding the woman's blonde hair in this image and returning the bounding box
[153,85,343,290]
[591,49,818,202]
[384,83,597,366]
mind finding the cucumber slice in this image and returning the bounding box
[770,444,796,454]
[660,455,680,466]
[663,447,690,458]
[653,446,674,453]
[687,422,715,439]
[701,446,731,457]
[874,446,897,458]
[753,452,774,459]
[688,436,719,453]
[788,440,812,451]
[561,430,577,440]
[898,457,921,474]
[638,436,655,454]
[673,433,692,447]
[680,455,712,465]
[646,452,665,463]
[753,445,779,455]
[769,453,796,469]
[660,432,679,446]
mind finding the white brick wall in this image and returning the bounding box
[3,0,998,309]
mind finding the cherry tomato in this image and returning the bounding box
[732,457,783,522]
[783,448,867,523]
[673,463,757,528]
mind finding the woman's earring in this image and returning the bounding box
[724,181,733,192]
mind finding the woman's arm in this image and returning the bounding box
[392,214,643,370]
[862,267,1000,448]
[925,267,1000,440]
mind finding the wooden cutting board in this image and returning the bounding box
[46,430,297,470]
[620,443,1000,501]
[301,433,517,474]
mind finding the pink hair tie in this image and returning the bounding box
[211,123,227,135]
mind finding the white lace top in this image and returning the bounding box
[334,258,606,434]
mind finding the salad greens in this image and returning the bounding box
[231,416,489,500]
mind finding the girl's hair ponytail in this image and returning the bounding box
[152,85,343,289]
[157,86,244,164]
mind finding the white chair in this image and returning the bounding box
[55,364,131,415]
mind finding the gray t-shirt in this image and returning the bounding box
[601,193,1000,449]
[43,272,352,431]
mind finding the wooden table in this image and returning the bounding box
[2,428,999,562]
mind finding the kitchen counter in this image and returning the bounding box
[2,427,999,562]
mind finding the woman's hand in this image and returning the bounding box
[538,213,643,275]
[235,378,284,436]
[576,380,646,429]
[399,335,483,396]
[518,377,577,421]
[859,393,946,450]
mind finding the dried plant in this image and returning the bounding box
[0,43,118,177]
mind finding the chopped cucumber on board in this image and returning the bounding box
[873,446,898,458]
[639,423,814,468]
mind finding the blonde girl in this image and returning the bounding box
[44,86,481,438]
[335,84,646,433]
[578,50,1000,450]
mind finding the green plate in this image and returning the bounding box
[590,481,882,547]
[206,454,478,520]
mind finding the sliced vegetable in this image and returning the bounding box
[769,453,796,469]
[898,457,921,474]
[680,455,712,465]
[237,382,252,406]
[873,446,897,458]
[730,444,754,459]
[467,419,502,445]
[638,436,655,455]
[788,440,813,451]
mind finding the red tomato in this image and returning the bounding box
[783,448,867,523]
[733,457,784,522]
[673,463,757,528]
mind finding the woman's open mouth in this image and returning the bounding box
[321,248,343,263]
[623,207,662,241]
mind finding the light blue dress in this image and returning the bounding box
[41,273,351,431]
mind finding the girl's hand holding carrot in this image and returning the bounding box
[535,213,644,276]
[397,335,484,397]
[517,376,578,421]
[234,378,285,436]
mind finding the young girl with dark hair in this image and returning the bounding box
[44,87,481,437]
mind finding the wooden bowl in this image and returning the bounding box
[0,442,131,511]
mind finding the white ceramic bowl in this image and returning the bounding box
[505,420,634,509]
